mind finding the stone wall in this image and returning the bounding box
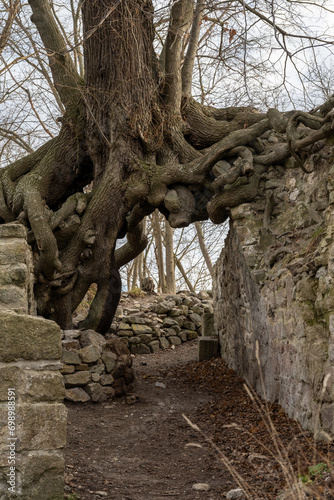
[62,331,135,403]
[214,154,334,438]
[0,224,35,315]
[63,292,214,402]
[0,223,66,499]
[110,291,213,353]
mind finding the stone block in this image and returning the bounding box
[159,337,170,350]
[112,377,126,396]
[202,312,216,336]
[118,330,133,337]
[169,308,183,317]
[190,313,202,327]
[14,404,67,450]
[62,338,80,350]
[185,330,198,340]
[0,240,26,265]
[164,328,176,337]
[118,322,132,330]
[79,345,101,363]
[139,333,153,344]
[198,337,219,361]
[20,371,65,402]
[90,363,106,375]
[0,264,27,287]
[75,363,90,371]
[0,366,19,401]
[64,371,91,387]
[80,330,106,350]
[86,383,108,403]
[129,343,150,355]
[132,324,153,334]
[0,311,61,362]
[101,351,117,372]
[149,340,160,353]
[0,286,27,312]
[62,349,81,365]
[60,364,75,374]
[100,374,114,386]
[173,315,186,326]
[0,223,27,239]
[125,316,152,325]
[20,451,64,499]
[153,302,173,314]
[65,387,90,402]
[112,360,126,379]
[178,332,188,342]
[321,404,334,431]
[124,367,134,385]
[183,320,196,331]
[168,336,182,346]
[163,318,179,328]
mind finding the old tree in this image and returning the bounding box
[1,0,334,333]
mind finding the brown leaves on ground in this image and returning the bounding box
[169,358,334,499]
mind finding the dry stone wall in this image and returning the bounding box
[64,292,214,402]
[214,153,334,438]
[110,291,213,353]
[0,223,66,499]
[62,331,135,403]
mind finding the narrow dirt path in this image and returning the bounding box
[65,341,334,500]
[65,342,233,500]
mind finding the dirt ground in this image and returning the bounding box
[65,341,334,500]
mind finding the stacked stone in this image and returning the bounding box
[0,223,35,315]
[61,331,134,403]
[0,310,66,500]
[110,291,213,355]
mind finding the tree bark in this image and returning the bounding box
[153,210,166,293]
[165,220,176,294]
[195,221,214,277]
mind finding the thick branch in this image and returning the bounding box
[0,0,20,57]
[115,222,148,269]
[28,0,81,107]
[182,98,267,148]
[182,0,205,96]
[163,0,194,114]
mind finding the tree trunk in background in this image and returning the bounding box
[153,210,166,293]
[174,254,196,293]
[131,257,139,290]
[165,220,176,294]
[195,221,214,278]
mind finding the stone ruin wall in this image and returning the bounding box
[214,153,334,438]
[0,223,66,499]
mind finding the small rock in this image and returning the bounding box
[65,387,91,402]
[79,345,101,363]
[96,491,108,497]
[155,381,166,389]
[101,351,117,372]
[168,335,182,346]
[192,483,210,491]
[159,337,170,350]
[125,394,137,405]
[64,371,91,387]
[80,330,107,349]
[226,488,246,499]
